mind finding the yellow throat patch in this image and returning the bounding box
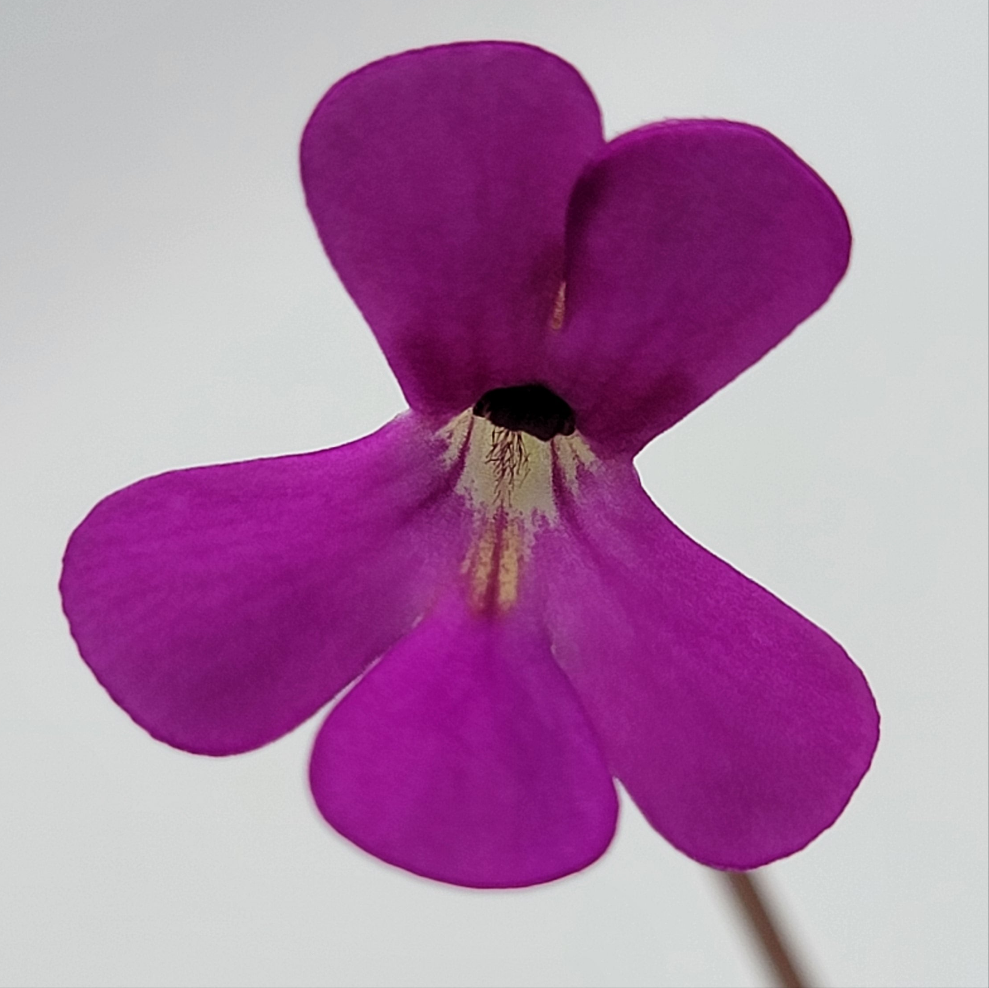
[439,409,596,615]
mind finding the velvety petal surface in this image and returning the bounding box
[535,461,878,869]
[547,121,851,454]
[60,415,469,755]
[309,594,618,888]
[302,41,603,418]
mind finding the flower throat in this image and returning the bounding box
[440,384,593,616]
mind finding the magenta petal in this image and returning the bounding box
[547,121,851,453]
[537,464,878,869]
[301,42,603,417]
[309,595,618,888]
[60,415,468,755]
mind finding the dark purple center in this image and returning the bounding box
[472,384,576,442]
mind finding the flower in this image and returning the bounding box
[60,41,879,889]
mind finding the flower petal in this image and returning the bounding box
[60,415,468,755]
[309,594,618,888]
[547,121,851,453]
[536,462,878,869]
[301,41,603,417]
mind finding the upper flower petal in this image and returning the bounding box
[301,41,603,417]
[309,593,618,888]
[547,121,851,453]
[60,415,469,755]
[535,462,878,869]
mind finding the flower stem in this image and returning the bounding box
[722,870,812,988]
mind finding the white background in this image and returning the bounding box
[2,3,986,986]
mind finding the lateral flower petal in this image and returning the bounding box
[301,41,603,418]
[535,463,879,868]
[61,416,469,755]
[547,120,851,453]
[309,593,618,888]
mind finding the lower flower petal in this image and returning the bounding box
[60,414,468,755]
[309,595,618,888]
[537,462,879,869]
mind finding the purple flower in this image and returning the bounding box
[60,42,879,889]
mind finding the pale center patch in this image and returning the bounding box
[438,409,596,614]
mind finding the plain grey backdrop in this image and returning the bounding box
[2,3,986,987]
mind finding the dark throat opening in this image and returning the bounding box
[472,384,576,442]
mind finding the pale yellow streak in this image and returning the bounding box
[495,519,521,612]
[464,516,523,615]
[549,281,567,331]
[466,520,496,612]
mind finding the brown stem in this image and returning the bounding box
[721,870,813,988]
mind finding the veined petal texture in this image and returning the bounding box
[61,415,469,755]
[301,42,603,418]
[310,593,618,888]
[548,121,851,453]
[535,461,878,868]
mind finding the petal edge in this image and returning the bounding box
[60,415,469,755]
[549,120,851,453]
[310,594,618,888]
[536,461,878,868]
[302,41,604,416]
